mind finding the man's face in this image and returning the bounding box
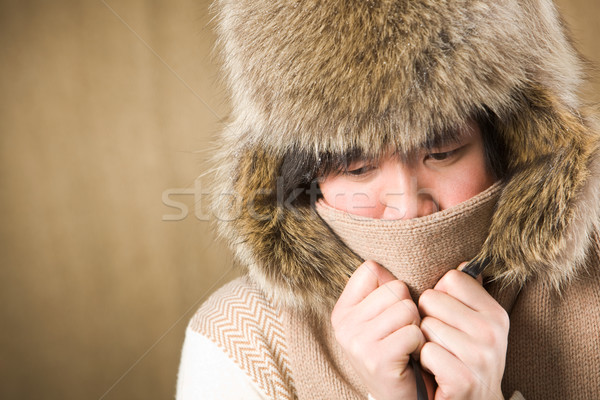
[319,120,496,219]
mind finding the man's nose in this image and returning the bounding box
[379,166,436,219]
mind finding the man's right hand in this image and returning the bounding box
[331,260,431,400]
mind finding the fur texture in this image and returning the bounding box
[211,0,600,312]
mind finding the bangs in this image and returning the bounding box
[420,127,464,153]
[278,147,383,203]
[316,148,383,177]
[278,108,507,201]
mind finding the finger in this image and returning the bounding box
[418,288,481,334]
[433,269,498,313]
[379,324,426,361]
[420,341,470,398]
[365,299,421,340]
[420,316,473,362]
[354,279,412,321]
[335,260,396,309]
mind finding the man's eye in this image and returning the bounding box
[426,147,461,162]
[346,165,375,176]
[428,151,453,161]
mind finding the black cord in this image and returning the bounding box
[410,357,428,400]
[408,257,490,400]
[461,257,490,279]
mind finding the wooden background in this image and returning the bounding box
[0,1,598,399]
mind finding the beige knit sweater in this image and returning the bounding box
[187,252,599,399]
[186,187,600,399]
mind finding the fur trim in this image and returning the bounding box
[211,140,362,311]
[214,0,583,156]
[479,88,600,289]
[210,0,600,311]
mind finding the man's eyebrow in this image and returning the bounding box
[420,128,464,151]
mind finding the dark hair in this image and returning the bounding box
[279,110,508,205]
[476,109,508,182]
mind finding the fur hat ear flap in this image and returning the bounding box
[477,84,600,289]
[218,146,361,312]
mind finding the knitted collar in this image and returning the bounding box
[315,182,503,300]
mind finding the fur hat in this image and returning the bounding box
[210,0,600,311]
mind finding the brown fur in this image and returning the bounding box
[210,0,600,312]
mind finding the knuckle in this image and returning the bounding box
[404,324,420,338]
[420,316,434,332]
[478,323,496,344]
[330,307,348,331]
[468,347,488,369]
[363,355,380,376]
[446,368,475,396]
[442,268,462,284]
[418,288,435,308]
[465,344,498,374]
[478,318,508,348]
[347,335,364,357]
[494,306,510,331]
[359,260,376,274]
[404,322,421,338]
[481,347,498,367]
[383,279,410,299]
[333,320,354,346]
[333,325,347,345]
[442,385,460,399]
[461,370,476,392]
[466,369,478,387]
[396,299,419,321]
[420,341,434,360]
[362,260,383,277]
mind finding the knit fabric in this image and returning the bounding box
[187,246,599,399]
[281,307,368,399]
[283,181,515,399]
[315,182,503,300]
[501,230,600,398]
[187,190,599,399]
[188,277,296,399]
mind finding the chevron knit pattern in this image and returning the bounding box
[189,277,296,399]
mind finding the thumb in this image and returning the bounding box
[335,260,396,308]
[368,260,398,287]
